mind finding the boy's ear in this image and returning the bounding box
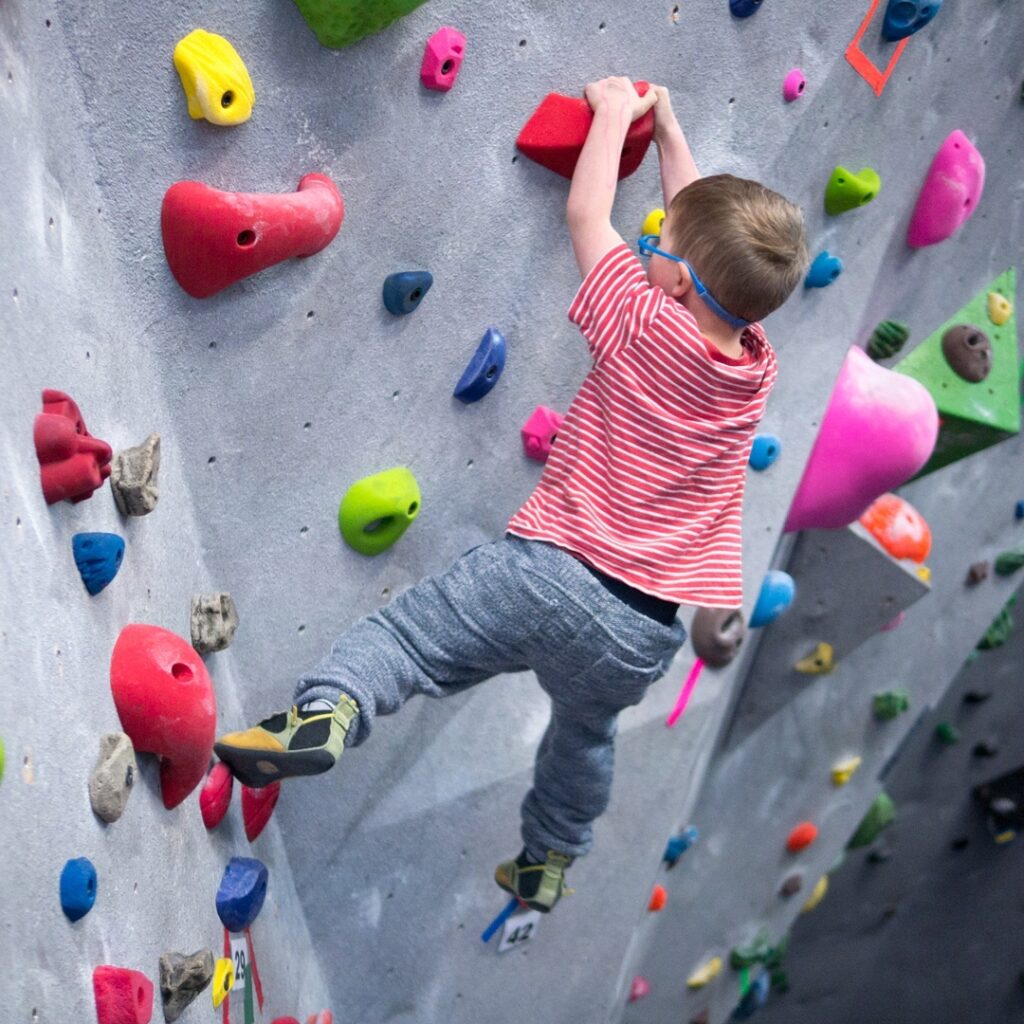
[671,259,693,300]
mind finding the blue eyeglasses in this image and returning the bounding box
[637,234,751,329]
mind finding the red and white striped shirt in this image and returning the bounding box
[507,243,778,608]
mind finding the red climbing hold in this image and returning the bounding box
[242,780,281,842]
[272,1019,301,1024]
[648,884,668,912]
[161,173,345,298]
[34,389,112,504]
[516,82,655,181]
[93,966,154,1024]
[786,822,819,853]
[200,762,234,830]
[110,625,216,809]
[307,1013,334,1024]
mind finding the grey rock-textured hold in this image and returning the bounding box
[88,732,136,823]
[111,433,160,516]
[159,949,214,1022]
[190,592,239,653]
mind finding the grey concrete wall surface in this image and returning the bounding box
[1,1,1020,1024]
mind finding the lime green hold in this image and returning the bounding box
[291,0,428,48]
[825,166,881,215]
[848,791,896,849]
[338,467,421,556]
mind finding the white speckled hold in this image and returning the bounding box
[88,732,136,823]
[111,433,161,516]
[191,592,240,653]
[159,949,214,1022]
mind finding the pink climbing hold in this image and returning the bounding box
[200,762,234,830]
[110,625,216,809]
[242,781,281,842]
[521,405,564,462]
[629,976,651,1002]
[421,27,466,91]
[907,130,985,248]
[93,966,154,1024]
[783,68,806,102]
[784,347,938,533]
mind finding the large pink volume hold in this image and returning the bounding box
[906,130,985,248]
[161,173,345,298]
[784,347,938,533]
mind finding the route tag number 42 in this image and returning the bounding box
[498,910,541,953]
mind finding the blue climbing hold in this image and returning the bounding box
[382,271,433,315]
[749,434,781,471]
[749,570,796,628]
[60,857,98,922]
[882,0,942,41]
[805,251,843,289]
[72,533,125,596]
[216,856,268,932]
[663,826,700,867]
[1015,500,1024,520]
[729,0,765,17]
[732,970,771,1019]
[453,327,507,403]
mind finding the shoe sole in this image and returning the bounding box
[213,743,337,788]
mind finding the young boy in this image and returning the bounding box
[215,79,808,913]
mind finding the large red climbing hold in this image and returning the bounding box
[34,389,112,504]
[242,781,281,842]
[161,173,345,298]
[200,762,234,830]
[110,626,216,809]
[516,82,655,181]
[93,966,154,1024]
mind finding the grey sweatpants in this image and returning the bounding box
[295,534,687,860]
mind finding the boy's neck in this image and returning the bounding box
[681,296,746,358]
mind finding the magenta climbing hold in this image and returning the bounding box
[454,327,506,403]
[785,347,938,532]
[783,69,806,102]
[521,406,564,462]
[421,27,465,91]
[907,130,985,248]
[629,976,651,1002]
[93,966,154,1024]
[161,174,345,298]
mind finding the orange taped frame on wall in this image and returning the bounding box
[845,0,911,97]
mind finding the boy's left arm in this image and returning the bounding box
[566,78,657,277]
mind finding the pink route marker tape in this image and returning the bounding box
[666,659,705,727]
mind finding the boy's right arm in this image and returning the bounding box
[652,86,700,210]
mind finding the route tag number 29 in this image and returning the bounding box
[498,910,541,953]
[229,935,248,991]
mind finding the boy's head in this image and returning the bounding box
[658,174,808,324]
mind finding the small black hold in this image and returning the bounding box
[973,739,999,758]
[951,836,970,851]
[963,690,992,704]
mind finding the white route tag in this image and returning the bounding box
[229,935,248,991]
[497,910,541,953]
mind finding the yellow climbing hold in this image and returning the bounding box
[173,29,255,126]
[211,958,235,1008]
[831,755,862,787]
[987,291,1012,326]
[794,641,834,675]
[686,956,723,989]
[642,208,666,237]
[801,875,828,913]
[916,565,931,584]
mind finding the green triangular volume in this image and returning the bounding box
[894,268,1020,478]
[292,0,428,49]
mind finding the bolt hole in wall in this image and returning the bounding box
[671,4,681,23]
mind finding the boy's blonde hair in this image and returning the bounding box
[666,174,808,323]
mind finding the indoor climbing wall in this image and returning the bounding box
[1,2,1020,1024]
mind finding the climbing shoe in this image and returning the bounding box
[213,694,359,788]
[495,848,575,913]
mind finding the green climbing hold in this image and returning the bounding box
[935,722,961,745]
[825,166,881,215]
[977,596,1016,649]
[291,0,428,48]
[867,320,910,362]
[873,689,910,721]
[848,792,896,849]
[730,929,772,970]
[338,467,421,556]
[994,548,1024,577]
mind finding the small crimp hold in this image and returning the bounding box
[779,873,803,898]
[691,608,745,668]
[729,0,765,17]
[60,857,98,921]
[782,68,806,102]
[749,569,795,628]
[994,547,1024,576]
[882,0,943,41]
[93,966,154,1024]
[648,884,667,912]
[211,959,234,1009]
[866,319,910,361]
[848,792,896,848]
[34,389,112,504]
[966,561,990,585]
[801,875,829,912]
[160,950,214,1023]
[831,755,862,787]
[73,533,126,596]
[873,689,910,720]
[89,732,137,823]
[935,722,960,745]
[628,976,650,1002]
[111,434,160,516]
[786,821,818,853]
[382,271,433,315]
[686,956,723,989]
[420,27,466,91]
[1015,500,1024,520]
[200,762,234,830]
[190,592,240,654]
[963,689,991,704]
[825,166,881,215]
[973,738,1000,758]
[794,641,834,675]
[941,324,992,382]
[977,598,1015,650]
[749,433,781,471]
[173,29,255,126]
[338,467,421,556]
[453,327,506,403]
[987,291,1013,326]
[663,825,699,867]
[867,842,892,864]
[242,781,281,842]
[521,406,564,463]
[216,856,269,932]
[641,208,666,236]
[804,250,843,288]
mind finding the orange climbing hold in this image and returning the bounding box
[786,822,819,853]
[859,493,932,563]
[307,1013,334,1024]
[648,884,668,912]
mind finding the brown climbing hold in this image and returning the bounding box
[691,607,746,668]
[941,325,993,383]
[111,434,161,516]
[966,561,990,585]
[190,593,239,654]
[779,873,803,897]
[89,732,137,824]
[159,949,214,1022]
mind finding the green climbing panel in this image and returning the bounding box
[291,0,428,49]
[894,268,1020,478]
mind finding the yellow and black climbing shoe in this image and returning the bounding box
[495,848,575,913]
[214,694,359,788]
